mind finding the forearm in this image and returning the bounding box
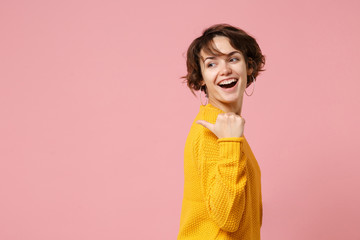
[200,137,248,232]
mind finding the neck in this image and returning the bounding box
[208,96,244,116]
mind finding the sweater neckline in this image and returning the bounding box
[200,103,225,114]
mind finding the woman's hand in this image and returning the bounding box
[196,113,245,139]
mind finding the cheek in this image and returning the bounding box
[203,71,216,83]
[238,73,247,88]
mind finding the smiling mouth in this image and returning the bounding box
[218,78,238,88]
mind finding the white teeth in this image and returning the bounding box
[218,78,237,85]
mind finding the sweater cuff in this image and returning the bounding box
[217,137,244,160]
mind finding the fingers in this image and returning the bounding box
[217,113,243,124]
[197,113,245,138]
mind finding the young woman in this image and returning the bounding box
[178,24,266,239]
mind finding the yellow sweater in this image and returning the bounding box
[177,103,263,240]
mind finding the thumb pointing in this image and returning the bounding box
[196,120,214,133]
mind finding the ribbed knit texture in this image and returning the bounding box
[177,103,262,240]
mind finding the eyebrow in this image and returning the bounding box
[202,51,241,62]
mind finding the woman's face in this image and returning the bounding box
[199,36,252,107]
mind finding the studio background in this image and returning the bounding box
[1,0,359,239]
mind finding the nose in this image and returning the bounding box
[219,62,232,75]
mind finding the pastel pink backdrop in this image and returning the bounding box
[0,0,359,239]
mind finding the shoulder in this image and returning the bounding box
[184,107,210,145]
[187,106,220,150]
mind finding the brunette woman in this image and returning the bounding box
[178,23,265,239]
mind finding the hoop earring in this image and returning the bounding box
[245,75,256,96]
[200,86,208,106]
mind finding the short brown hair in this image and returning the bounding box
[183,23,266,96]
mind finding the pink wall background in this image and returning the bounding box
[1,0,359,239]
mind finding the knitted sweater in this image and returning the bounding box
[177,103,263,240]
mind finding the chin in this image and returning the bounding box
[220,97,242,104]
[221,92,243,102]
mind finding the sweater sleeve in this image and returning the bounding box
[195,135,248,232]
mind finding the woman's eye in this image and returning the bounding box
[207,63,215,68]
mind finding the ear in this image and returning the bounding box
[247,58,254,76]
[200,82,208,97]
